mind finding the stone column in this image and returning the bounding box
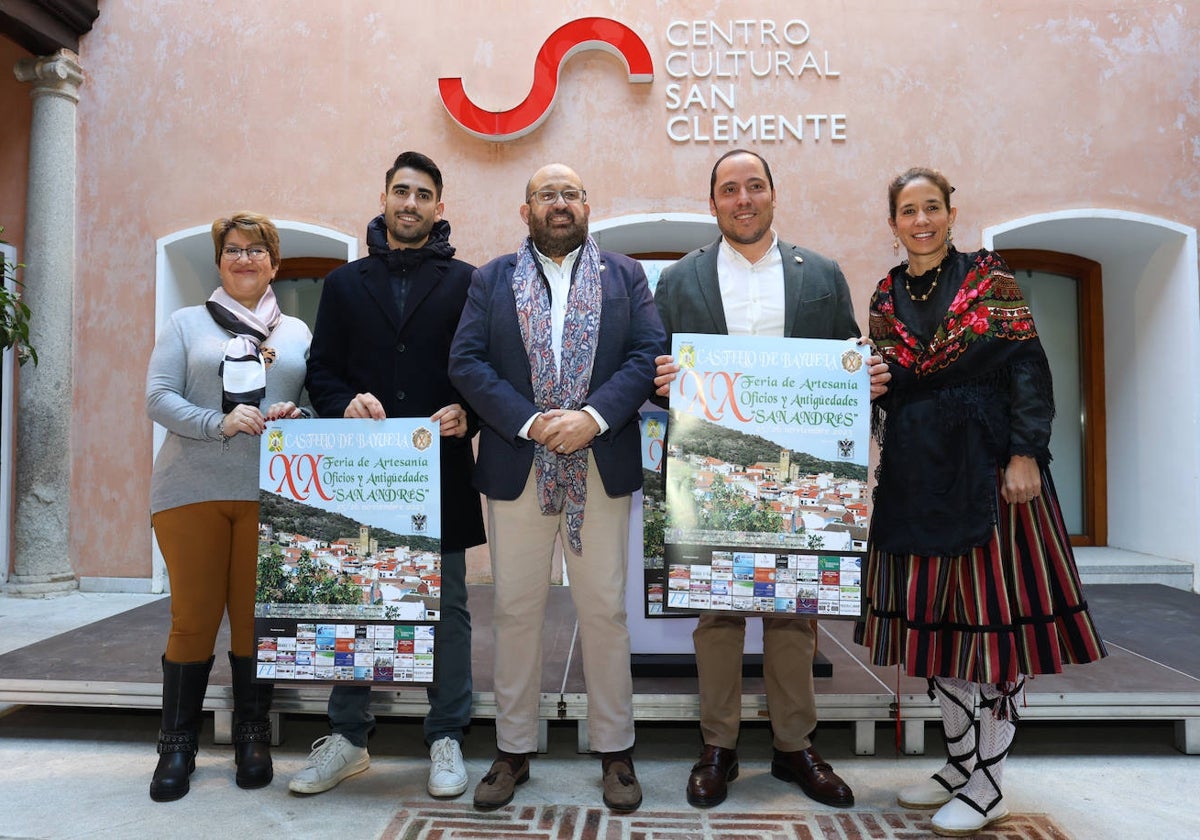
[5,50,84,596]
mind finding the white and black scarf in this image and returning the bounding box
[205,287,282,412]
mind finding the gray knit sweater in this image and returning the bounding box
[147,305,311,514]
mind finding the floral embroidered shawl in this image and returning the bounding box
[868,248,1054,556]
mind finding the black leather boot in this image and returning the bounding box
[228,651,274,789]
[150,655,213,802]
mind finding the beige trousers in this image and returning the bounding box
[486,455,635,754]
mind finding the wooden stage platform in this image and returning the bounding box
[1,583,1197,755]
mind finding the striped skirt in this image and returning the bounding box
[855,470,1107,683]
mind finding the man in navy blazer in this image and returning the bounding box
[450,163,663,813]
[293,152,485,800]
[653,150,889,811]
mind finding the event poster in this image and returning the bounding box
[254,418,441,685]
[663,334,871,620]
[639,408,691,618]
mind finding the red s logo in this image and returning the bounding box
[439,17,653,141]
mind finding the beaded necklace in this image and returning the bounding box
[904,264,941,301]
[903,247,948,301]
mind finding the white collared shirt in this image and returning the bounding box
[717,232,786,337]
[532,245,580,368]
[519,243,608,437]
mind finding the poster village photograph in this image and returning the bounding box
[656,335,870,620]
[253,419,441,685]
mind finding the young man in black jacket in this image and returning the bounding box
[293,151,485,799]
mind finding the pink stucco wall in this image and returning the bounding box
[61,1,1197,579]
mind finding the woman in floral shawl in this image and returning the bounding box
[856,168,1106,837]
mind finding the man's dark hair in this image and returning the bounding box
[385,151,444,199]
[709,149,774,199]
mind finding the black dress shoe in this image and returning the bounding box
[770,746,854,807]
[686,744,739,808]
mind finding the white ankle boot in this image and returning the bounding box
[898,677,977,809]
[931,795,1010,836]
[931,678,1022,837]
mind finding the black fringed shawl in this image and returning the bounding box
[869,248,1055,556]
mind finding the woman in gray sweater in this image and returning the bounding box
[145,212,310,801]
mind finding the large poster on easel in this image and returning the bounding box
[663,334,871,620]
[253,418,441,685]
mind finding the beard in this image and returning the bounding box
[529,209,587,258]
[386,213,435,248]
[716,214,772,249]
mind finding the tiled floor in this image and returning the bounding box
[379,803,1070,839]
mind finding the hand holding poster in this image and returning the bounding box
[662,334,871,619]
[254,418,441,684]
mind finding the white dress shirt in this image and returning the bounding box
[717,232,786,337]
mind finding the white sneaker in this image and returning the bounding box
[931,797,1010,836]
[288,733,370,794]
[427,736,468,798]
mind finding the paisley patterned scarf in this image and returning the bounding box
[512,236,603,553]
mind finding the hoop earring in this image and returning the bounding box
[893,236,900,256]
[947,227,954,246]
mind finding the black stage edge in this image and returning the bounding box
[631,652,832,679]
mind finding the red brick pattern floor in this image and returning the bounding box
[379,803,1073,839]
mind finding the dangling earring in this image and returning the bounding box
[946,227,954,246]
[893,236,900,256]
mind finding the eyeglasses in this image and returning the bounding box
[528,189,586,206]
[222,246,271,262]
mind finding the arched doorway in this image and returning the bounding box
[150,221,357,591]
[591,212,719,293]
[998,249,1105,545]
[986,211,1199,582]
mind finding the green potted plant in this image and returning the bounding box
[0,226,37,366]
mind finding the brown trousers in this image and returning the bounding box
[151,500,259,662]
[693,613,819,752]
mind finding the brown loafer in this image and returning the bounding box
[601,755,642,812]
[473,754,529,810]
[686,744,739,808]
[770,746,854,807]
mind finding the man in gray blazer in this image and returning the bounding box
[653,149,889,810]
